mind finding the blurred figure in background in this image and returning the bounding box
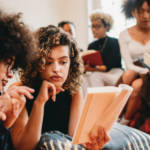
[58,21,83,52]
[58,21,76,38]
[82,10,123,97]
[116,0,150,133]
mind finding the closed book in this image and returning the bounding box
[72,84,133,145]
[80,50,103,67]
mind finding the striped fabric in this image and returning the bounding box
[36,123,150,150]
[106,123,150,150]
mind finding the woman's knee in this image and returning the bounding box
[122,70,137,84]
[131,78,143,94]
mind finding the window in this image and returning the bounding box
[100,0,136,38]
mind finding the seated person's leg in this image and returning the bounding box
[120,78,143,125]
[88,72,105,87]
[122,70,137,85]
[115,70,137,86]
[36,124,150,150]
[103,68,124,86]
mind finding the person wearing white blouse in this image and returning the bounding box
[116,0,150,132]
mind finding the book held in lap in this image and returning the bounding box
[80,50,103,67]
[72,84,133,145]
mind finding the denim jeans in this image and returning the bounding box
[36,131,86,150]
[36,123,150,150]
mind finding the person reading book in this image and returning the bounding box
[82,10,123,97]
[9,25,110,150]
[0,10,36,150]
[115,0,150,133]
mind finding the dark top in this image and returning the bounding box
[0,120,10,150]
[88,36,122,72]
[26,87,72,134]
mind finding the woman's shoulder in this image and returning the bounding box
[119,29,129,37]
[119,28,132,42]
[9,81,23,87]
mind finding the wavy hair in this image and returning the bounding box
[122,0,150,19]
[20,25,84,93]
[90,9,114,31]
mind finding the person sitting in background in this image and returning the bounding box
[0,10,36,150]
[82,10,123,97]
[58,21,83,51]
[58,21,76,38]
[115,0,150,133]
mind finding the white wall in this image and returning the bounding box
[0,0,89,50]
[0,0,89,90]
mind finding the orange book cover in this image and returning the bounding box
[80,50,103,67]
[72,84,133,145]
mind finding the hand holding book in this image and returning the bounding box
[72,84,133,145]
[82,126,110,150]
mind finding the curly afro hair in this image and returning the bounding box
[20,25,84,93]
[89,9,114,31]
[0,10,38,70]
[122,0,150,19]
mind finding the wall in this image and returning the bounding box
[0,0,89,90]
[0,0,89,50]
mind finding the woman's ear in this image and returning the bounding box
[105,26,109,32]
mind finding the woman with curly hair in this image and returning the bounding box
[82,10,123,97]
[116,0,150,131]
[0,10,37,150]
[10,25,110,150]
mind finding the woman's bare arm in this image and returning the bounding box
[10,80,63,150]
[68,89,84,137]
[10,98,45,150]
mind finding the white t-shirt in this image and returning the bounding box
[119,29,150,74]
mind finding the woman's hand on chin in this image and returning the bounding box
[36,80,64,104]
[82,126,110,150]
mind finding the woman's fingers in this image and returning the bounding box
[7,86,34,100]
[90,134,99,150]
[98,126,105,149]
[56,87,65,93]
[103,128,111,144]
[47,83,56,102]
[0,111,6,121]
[12,99,20,117]
[17,88,34,100]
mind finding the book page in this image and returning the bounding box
[144,52,150,67]
[91,88,132,137]
[80,50,96,57]
[72,84,133,145]
[78,92,118,144]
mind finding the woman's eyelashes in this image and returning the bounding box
[45,61,52,65]
[45,60,68,65]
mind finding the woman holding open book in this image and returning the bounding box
[9,25,111,150]
[116,0,150,133]
[82,10,123,97]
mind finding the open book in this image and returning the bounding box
[137,52,150,70]
[72,84,133,145]
[80,50,103,67]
